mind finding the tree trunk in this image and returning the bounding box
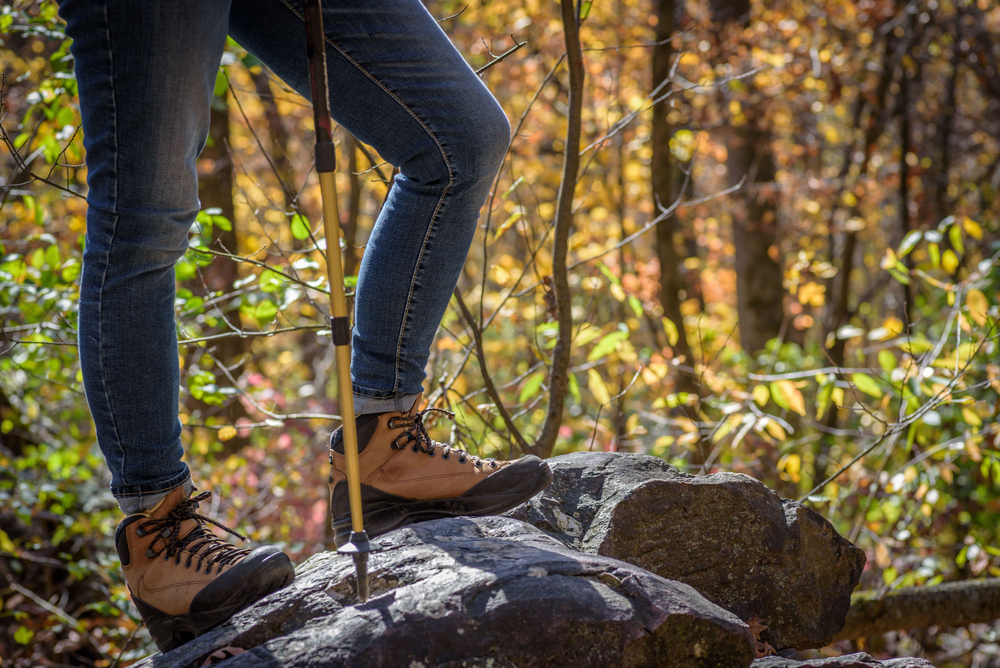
[197,87,251,455]
[531,0,584,459]
[248,66,296,211]
[708,0,784,359]
[650,0,697,386]
[726,125,784,357]
[836,579,1000,640]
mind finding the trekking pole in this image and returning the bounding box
[303,0,370,602]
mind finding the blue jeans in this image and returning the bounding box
[58,0,509,511]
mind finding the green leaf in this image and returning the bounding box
[45,244,60,268]
[588,330,628,361]
[55,105,74,127]
[887,267,910,285]
[13,626,33,644]
[175,260,196,282]
[254,299,278,324]
[627,295,643,317]
[661,317,679,347]
[769,380,806,416]
[949,223,964,255]
[214,69,229,98]
[851,373,883,398]
[212,214,232,232]
[580,0,592,20]
[290,214,311,241]
[259,269,283,293]
[568,372,581,404]
[518,371,546,404]
[0,529,16,553]
[815,381,834,420]
[598,262,621,285]
[898,230,922,257]
[928,242,940,268]
[502,176,524,199]
[877,349,896,373]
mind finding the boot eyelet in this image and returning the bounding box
[459,457,467,463]
[442,452,450,459]
[136,527,147,537]
[412,445,420,452]
[427,450,435,457]
[490,461,498,468]
[387,418,397,428]
[474,461,482,468]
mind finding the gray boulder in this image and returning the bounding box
[133,516,756,668]
[506,451,866,650]
[752,653,936,668]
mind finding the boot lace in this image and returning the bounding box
[136,491,252,574]
[388,407,499,469]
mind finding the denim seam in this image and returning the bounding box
[352,385,411,399]
[278,0,454,394]
[112,471,191,500]
[96,2,128,486]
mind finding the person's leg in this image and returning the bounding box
[229,0,510,413]
[59,0,293,651]
[229,0,551,543]
[62,0,225,513]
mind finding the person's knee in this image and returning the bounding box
[449,97,510,191]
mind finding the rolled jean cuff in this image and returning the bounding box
[114,472,193,514]
[353,392,421,416]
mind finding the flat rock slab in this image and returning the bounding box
[507,451,866,650]
[133,517,756,668]
[752,653,936,668]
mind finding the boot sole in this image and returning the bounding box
[332,458,553,547]
[135,549,295,653]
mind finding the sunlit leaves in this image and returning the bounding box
[587,368,611,405]
[769,380,806,416]
[290,213,311,240]
[850,373,883,399]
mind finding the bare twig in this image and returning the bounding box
[453,287,531,453]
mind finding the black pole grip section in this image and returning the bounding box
[316,141,337,174]
[304,0,334,145]
[330,315,351,346]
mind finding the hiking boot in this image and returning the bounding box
[114,487,295,653]
[328,395,552,545]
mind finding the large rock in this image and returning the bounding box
[133,517,756,668]
[507,452,866,650]
[752,653,936,668]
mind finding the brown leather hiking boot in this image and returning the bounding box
[328,395,552,545]
[114,488,295,653]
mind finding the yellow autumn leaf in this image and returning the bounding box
[771,380,806,416]
[966,289,989,327]
[218,426,238,442]
[942,249,959,274]
[588,368,611,405]
[963,216,983,240]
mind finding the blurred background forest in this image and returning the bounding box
[2,0,1000,664]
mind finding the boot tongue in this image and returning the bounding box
[146,488,202,550]
[147,486,192,519]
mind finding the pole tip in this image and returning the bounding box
[354,554,369,602]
